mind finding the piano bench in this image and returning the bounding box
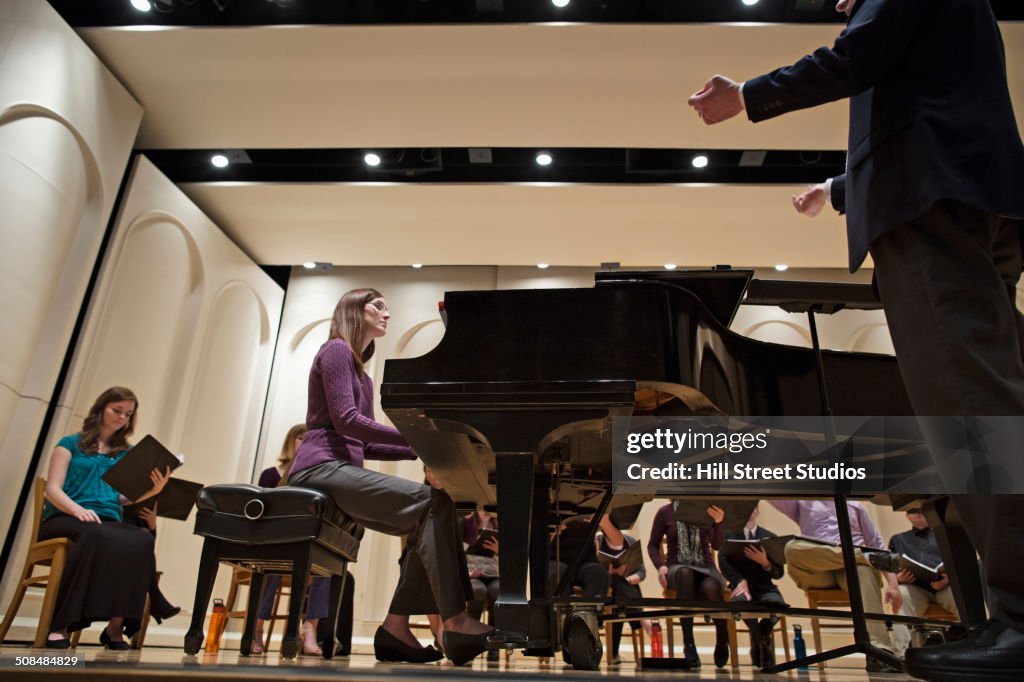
[183,484,363,660]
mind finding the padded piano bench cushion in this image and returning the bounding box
[194,484,362,562]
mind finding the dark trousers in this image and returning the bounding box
[732,587,784,657]
[289,460,466,619]
[548,561,609,599]
[609,575,643,656]
[870,199,1024,628]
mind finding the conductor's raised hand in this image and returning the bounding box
[688,75,743,125]
[793,183,828,217]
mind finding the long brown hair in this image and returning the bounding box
[79,386,138,454]
[276,423,307,474]
[328,288,383,371]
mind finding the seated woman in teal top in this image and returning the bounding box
[40,386,170,649]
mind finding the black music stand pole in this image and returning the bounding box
[766,308,902,673]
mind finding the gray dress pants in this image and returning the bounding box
[289,460,466,619]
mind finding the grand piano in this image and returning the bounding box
[380,270,984,669]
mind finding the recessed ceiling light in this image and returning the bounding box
[664,263,677,270]
[210,154,229,168]
[742,0,760,6]
[537,263,550,269]
[552,0,570,7]
[774,264,789,271]
[302,262,316,270]
[130,0,152,10]
[691,155,709,169]
[411,263,423,269]
[535,152,553,166]
[364,152,381,167]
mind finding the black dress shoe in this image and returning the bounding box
[865,656,902,673]
[905,620,1024,682]
[683,642,701,668]
[100,628,131,650]
[44,637,70,649]
[373,626,444,663]
[713,639,730,668]
[442,629,492,666]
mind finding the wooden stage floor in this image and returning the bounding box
[0,644,917,682]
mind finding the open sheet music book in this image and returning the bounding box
[597,541,644,574]
[466,528,498,557]
[898,555,945,582]
[101,435,183,502]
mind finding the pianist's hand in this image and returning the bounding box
[793,183,828,217]
[658,565,669,589]
[706,505,725,524]
[897,569,916,584]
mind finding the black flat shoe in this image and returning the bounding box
[714,639,730,668]
[44,637,70,649]
[443,629,492,666]
[683,642,701,668]
[905,620,1024,682]
[100,628,131,651]
[374,626,444,663]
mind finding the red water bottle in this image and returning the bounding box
[650,622,663,657]
[205,598,227,653]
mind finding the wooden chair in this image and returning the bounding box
[223,566,296,652]
[923,604,958,622]
[805,588,851,669]
[0,478,72,648]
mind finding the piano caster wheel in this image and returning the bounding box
[183,632,203,655]
[281,638,299,660]
[563,616,602,671]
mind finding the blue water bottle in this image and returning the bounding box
[793,624,808,670]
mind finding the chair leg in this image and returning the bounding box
[811,615,825,670]
[665,618,674,657]
[780,616,791,662]
[0,571,30,643]
[322,570,345,660]
[729,618,739,670]
[131,593,152,649]
[184,538,220,654]
[70,630,81,647]
[36,550,68,648]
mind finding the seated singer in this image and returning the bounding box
[286,288,491,666]
[718,504,785,669]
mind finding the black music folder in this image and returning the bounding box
[101,434,182,502]
[898,555,944,582]
[123,478,203,521]
[671,499,760,533]
[722,535,794,567]
[597,541,644,574]
[466,529,498,557]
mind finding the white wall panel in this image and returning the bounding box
[0,0,141,609]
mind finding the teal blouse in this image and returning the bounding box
[42,434,129,522]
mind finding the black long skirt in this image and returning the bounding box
[38,514,155,635]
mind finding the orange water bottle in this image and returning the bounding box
[650,622,663,657]
[205,598,227,653]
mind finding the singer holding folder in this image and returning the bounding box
[39,386,170,650]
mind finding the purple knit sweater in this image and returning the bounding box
[290,338,414,474]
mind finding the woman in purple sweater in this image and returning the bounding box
[647,501,730,668]
[287,288,492,666]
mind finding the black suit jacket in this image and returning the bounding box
[743,0,1024,272]
[718,527,783,598]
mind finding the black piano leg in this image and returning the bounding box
[925,497,986,629]
[526,472,553,654]
[493,451,534,648]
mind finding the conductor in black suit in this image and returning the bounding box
[689,1,1024,679]
[718,505,785,669]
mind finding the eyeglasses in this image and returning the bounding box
[366,300,389,313]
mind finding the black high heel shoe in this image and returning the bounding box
[100,628,131,651]
[373,626,444,663]
[683,642,701,668]
[442,629,492,666]
[152,605,181,625]
[44,636,70,649]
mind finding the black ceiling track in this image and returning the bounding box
[48,0,1024,28]
[141,147,847,185]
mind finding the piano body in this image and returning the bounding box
[380,270,984,665]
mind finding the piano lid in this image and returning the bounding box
[744,279,883,314]
[595,268,752,329]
